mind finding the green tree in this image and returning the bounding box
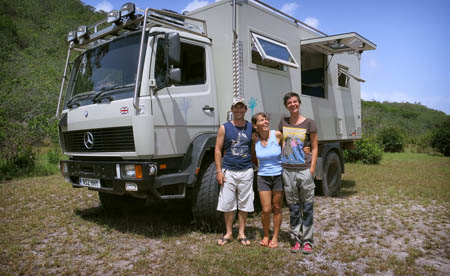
[344,138,383,164]
[430,117,450,156]
[377,127,405,152]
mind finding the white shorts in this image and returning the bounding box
[217,168,254,212]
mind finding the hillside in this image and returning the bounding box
[361,100,448,140]
[0,0,103,144]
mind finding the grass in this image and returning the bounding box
[0,152,449,275]
[340,152,450,204]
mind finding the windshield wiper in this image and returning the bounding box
[66,92,95,108]
[92,83,135,103]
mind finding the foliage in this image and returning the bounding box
[47,146,62,165]
[0,120,38,180]
[0,0,103,179]
[361,100,447,143]
[344,138,383,164]
[430,117,450,156]
[377,127,405,152]
[0,0,103,146]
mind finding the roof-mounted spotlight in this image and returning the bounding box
[120,3,136,18]
[77,25,88,39]
[107,10,121,23]
[76,25,89,44]
[67,30,77,43]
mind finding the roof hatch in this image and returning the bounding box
[301,32,376,55]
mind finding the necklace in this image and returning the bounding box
[259,131,269,147]
[232,121,246,135]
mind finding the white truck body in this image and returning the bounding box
[57,0,375,222]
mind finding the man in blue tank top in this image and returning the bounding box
[215,97,254,246]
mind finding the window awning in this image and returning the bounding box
[251,32,299,68]
[338,67,365,83]
[301,32,376,55]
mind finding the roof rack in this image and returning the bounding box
[70,5,208,50]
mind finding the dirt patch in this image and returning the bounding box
[1,174,449,275]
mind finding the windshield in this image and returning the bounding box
[68,33,141,99]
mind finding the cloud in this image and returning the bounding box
[94,0,113,12]
[304,17,319,29]
[182,0,210,13]
[280,2,299,16]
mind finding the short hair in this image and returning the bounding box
[283,92,301,107]
[251,112,267,125]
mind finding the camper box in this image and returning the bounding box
[57,0,376,226]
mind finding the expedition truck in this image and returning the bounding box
[56,0,376,225]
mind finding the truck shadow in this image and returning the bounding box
[338,179,357,198]
[74,200,196,238]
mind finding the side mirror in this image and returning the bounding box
[167,32,180,67]
[169,68,181,84]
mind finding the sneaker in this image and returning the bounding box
[302,243,313,255]
[290,242,301,253]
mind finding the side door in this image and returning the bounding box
[151,35,217,157]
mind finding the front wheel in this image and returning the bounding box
[319,151,342,197]
[191,161,224,231]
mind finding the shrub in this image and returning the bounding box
[377,127,405,152]
[344,138,383,164]
[0,120,38,180]
[430,118,450,156]
[47,147,61,165]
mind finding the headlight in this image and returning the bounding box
[121,164,142,179]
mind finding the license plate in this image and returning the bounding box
[79,177,101,188]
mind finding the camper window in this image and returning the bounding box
[301,49,326,98]
[251,33,298,69]
[155,38,206,87]
[338,65,349,88]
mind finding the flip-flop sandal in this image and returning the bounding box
[217,237,232,246]
[260,239,269,246]
[268,240,278,248]
[237,237,250,246]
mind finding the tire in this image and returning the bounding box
[98,192,146,213]
[191,161,224,231]
[320,151,342,197]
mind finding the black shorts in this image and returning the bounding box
[257,175,283,192]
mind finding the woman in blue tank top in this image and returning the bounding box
[251,112,283,248]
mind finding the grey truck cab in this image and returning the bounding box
[57,0,375,225]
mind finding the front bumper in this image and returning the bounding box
[60,160,163,197]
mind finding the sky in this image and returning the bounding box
[82,0,450,115]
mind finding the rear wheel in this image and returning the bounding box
[191,161,224,231]
[319,151,342,196]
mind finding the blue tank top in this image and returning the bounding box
[222,121,253,171]
[255,130,282,176]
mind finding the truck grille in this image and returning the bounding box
[63,126,135,152]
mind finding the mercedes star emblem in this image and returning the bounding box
[84,132,94,149]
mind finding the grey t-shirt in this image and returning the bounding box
[278,117,317,169]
